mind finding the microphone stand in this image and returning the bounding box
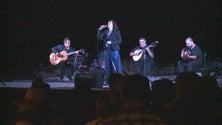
[110,58,117,73]
[73,54,78,78]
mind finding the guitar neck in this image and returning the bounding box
[63,50,78,56]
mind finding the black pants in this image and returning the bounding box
[177,60,202,73]
[59,62,74,78]
[134,60,153,76]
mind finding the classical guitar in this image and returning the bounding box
[181,47,191,60]
[49,49,85,65]
[132,41,158,61]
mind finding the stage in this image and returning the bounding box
[1,75,222,90]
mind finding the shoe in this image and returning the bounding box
[103,81,109,88]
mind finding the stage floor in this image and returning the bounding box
[1,75,222,90]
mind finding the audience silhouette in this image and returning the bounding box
[160,71,222,125]
[151,78,176,112]
[86,73,124,125]
[1,71,222,125]
[92,74,166,125]
[15,78,64,125]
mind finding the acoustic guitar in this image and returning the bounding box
[132,41,158,61]
[49,49,85,65]
[181,47,191,60]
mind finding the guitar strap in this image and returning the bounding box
[141,46,148,58]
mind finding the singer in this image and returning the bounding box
[97,19,122,82]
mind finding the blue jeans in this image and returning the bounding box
[104,49,122,80]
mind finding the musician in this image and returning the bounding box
[97,19,122,81]
[177,37,203,73]
[51,37,79,81]
[130,37,155,76]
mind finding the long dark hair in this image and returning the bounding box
[108,19,119,31]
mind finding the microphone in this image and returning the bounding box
[99,25,107,30]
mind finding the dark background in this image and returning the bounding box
[1,0,221,72]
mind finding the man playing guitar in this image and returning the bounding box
[50,37,80,81]
[130,37,157,76]
[177,37,203,73]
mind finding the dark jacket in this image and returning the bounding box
[97,29,122,51]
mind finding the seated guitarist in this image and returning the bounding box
[177,37,203,73]
[129,37,155,76]
[51,37,79,81]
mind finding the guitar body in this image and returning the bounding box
[49,50,68,65]
[49,49,85,65]
[132,41,158,61]
[181,48,191,60]
[132,49,143,61]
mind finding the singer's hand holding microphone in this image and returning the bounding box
[99,25,107,30]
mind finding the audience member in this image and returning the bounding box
[86,73,124,125]
[93,74,166,125]
[69,76,97,124]
[15,78,64,125]
[151,78,176,112]
[107,73,124,103]
[198,76,222,124]
[17,78,51,112]
[160,71,221,125]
